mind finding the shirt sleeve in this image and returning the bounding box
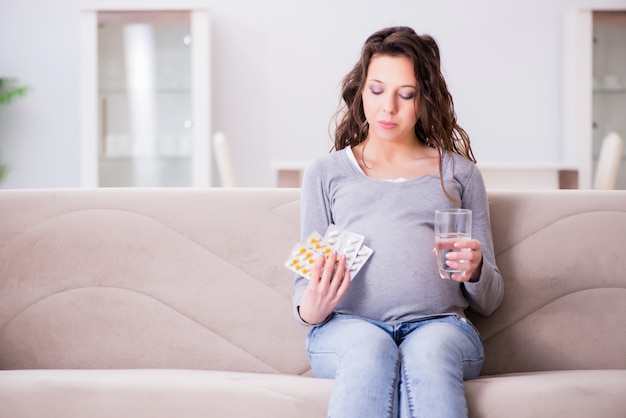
[291,159,334,326]
[459,165,504,316]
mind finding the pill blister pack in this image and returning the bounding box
[284,224,373,280]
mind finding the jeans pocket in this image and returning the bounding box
[460,316,483,343]
[452,315,484,360]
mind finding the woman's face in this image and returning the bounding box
[361,54,418,143]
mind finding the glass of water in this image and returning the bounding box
[434,208,472,280]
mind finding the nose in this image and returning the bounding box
[382,93,397,115]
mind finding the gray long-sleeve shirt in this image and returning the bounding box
[292,148,504,326]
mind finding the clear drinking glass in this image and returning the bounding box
[434,208,472,280]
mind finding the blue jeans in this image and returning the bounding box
[306,314,484,418]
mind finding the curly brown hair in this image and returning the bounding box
[332,26,476,183]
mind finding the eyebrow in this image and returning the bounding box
[368,78,417,89]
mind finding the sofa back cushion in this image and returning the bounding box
[0,188,309,375]
[469,190,626,375]
[0,188,625,376]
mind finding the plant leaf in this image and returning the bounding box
[0,78,30,106]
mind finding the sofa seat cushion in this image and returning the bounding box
[0,369,333,418]
[3,368,625,418]
[465,369,626,418]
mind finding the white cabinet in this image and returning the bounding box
[564,8,626,189]
[80,8,211,187]
[592,12,626,189]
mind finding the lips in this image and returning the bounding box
[378,120,396,129]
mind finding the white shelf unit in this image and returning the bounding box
[80,7,211,188]
[564,8,626,190]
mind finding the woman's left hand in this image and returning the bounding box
[445,239,483,282]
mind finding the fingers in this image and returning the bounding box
[329,253,350,294]
[309,253,326,284]
[322,251,338,282]
[453,239,481,252]
[336,267,351,297]
[450,239,481,261]
[447,239,483,282]
[300,251,350,324]
[310,251,349,289]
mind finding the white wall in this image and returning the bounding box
[1,0,625,188]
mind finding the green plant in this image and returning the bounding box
[0,78,29,106]
[0,77,30,182]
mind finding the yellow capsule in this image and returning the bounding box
[295,264,302,270]
[302,268,309,274]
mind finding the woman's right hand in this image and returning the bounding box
[298,251,351,325]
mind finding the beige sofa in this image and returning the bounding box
[0,187,625,418]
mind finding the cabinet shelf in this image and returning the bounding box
[100,155,190,161]
[99,88,190,95]
[593,87,626,94]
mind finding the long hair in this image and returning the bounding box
[332,26,476,192]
